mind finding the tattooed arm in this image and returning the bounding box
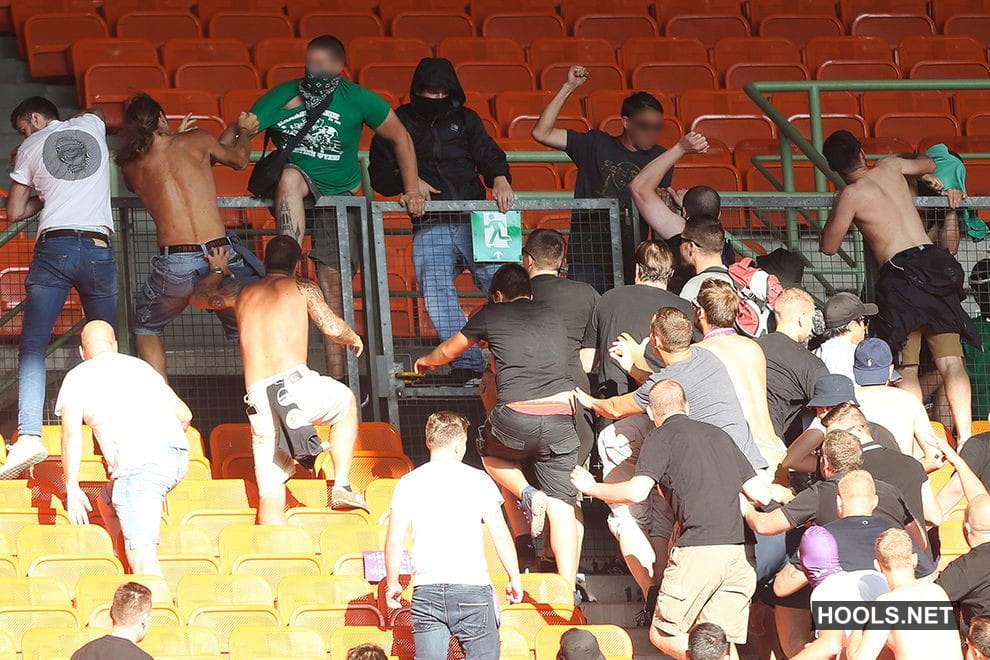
[189,247,244,310]
[296,278,364,355]
[277,196,303,245]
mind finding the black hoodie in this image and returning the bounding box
[368,57,511,224]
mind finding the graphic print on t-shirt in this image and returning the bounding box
[597,159,643,198]
[42,129,100,181]
[274,109,343,162]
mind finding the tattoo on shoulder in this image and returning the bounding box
[207,294,226,310]
[295,278,320,297]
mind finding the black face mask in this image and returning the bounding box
[413,95,452,120]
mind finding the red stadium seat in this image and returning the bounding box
[209,12,293,48]
[680,137,732,163]
[161,38,249,77]
[964,161,990,194]
[481,12,565,47]
[573,14,658,48]
[918,135,990,152]
[347,37,432,75]
[377,0,465,24]
[507,115,590,138]
[166,113,225,137]
[653,0,741,27]
[529,37,615,74]
[175,62,260,97]
[943,13,990,42]
[197,0,282,22]
[789,114,869,139]
[862,90,952,118]
[817,60,902,79]
[860,136,913,155]
[805,35,893,71]
[463,90,492,116]
[84,62,168,126]
[101,0,195,27]
[679,90,763,125]
[851,14,935,47]
[748,0,838,25]
[839,0,928,26]
[932,0,990,26]
[758,15,845,45]
[358,63,417,97]
[599,115,683,144]
[470,0,556,21]
[713,37,801,75]
[253,38,308,77]
[725,62,810,88]
[287,0,377,19]
[691,115,776,149]
[508,163,561,190]
[559,0,650,26]
[954,90,990,121]
[147,88,221,117]
[221,88,265,123]
[665,14,751,48]
[11,0,95,53]
[875,113,961,147]
[631,63,717,95]
[266,63,305,87]
[771,91,861,118]
[117,11,201,48]
[585,88,670,126]
[674,164,744,226]
[540,63,623,93]
[25,12,108,79]
[455,62,536,95]
[438,37,524,64]
[966,113,990,136]
[69,37,156,84]
[495,90,581,129]
[619,37,708,75]
[898,35,984,71]
[746,161,821,194]
[391,12,474,48]
[297,12,383,42]
[909,61,990,79]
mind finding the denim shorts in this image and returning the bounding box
[110,447,188,549]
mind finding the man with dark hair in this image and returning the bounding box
[369,57,513,383]
[0,97,114,480]
[189,235,368,522]
[687,623,730,660]
[71,581,153,659]
[250,34,422,378]
[821,128,978,446]
[532,66,674,290]
[414,263,580,588]
[117,93,262,378]
[813,291,877,383]
[677,215,732,303]
[347,645,388,660]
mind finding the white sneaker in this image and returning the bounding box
[0,435,48,479]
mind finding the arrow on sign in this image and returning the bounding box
[492,250,503,259]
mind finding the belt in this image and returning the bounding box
[159,236,231,256]
[39,229,110,244]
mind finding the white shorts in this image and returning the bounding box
[245,365,354,496]
[598,414,675,540]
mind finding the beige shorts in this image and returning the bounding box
[900,327,964,366]
[599,415,674,539]
[654,544,756,644]
[245,365,354,496]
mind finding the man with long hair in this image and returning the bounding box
[117,93,262,378]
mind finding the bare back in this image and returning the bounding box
[877,583,962,660]
[121,131,225,246]
[235,275,310,385]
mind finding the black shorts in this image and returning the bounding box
[478,404,579,504]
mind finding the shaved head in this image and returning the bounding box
[80,320,117,359]
[648,379,688,421]
[837,469,878,517]
[967,495,990,536]
[774,288,815,321]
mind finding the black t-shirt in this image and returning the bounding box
[530,274,600,389]
[861,441,927,528]
[581,284,696,398]
[757,332,829,443]
[960,432,990,490]
[461,298,572,404]
[71,635,152,660]
[565,129,671,211]
[937,542,990,624]
[781,474,915,529]
[634,414,756,547]
[824,515,935,578]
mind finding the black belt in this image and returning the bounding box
[159,236,231,256]
[40,229,110,244]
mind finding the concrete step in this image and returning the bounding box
[624,626,672,660]
[43,84,78,108]
[581,573,641,605]
[0,58,30,83]
[0,35,21,59]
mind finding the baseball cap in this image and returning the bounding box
[823,292,878,330]
[808,373,859,407]
[799,526,843,587]
[853,338,894,387]
[557,629,605,660]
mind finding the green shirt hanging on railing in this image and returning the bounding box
[250,77,391,195]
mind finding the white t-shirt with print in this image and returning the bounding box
[390,460,503,587]
[55,352,188,477]
[10,113,112,234]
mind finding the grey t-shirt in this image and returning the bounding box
[678,268,734,304]
[632,346,768,470]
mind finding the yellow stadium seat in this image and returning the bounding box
[534,625,633,660]
[289,605,385,654]
[353,422,404,455]
[139,625,221,657]
[285,508,369,545]
[16,525,122,596]
[276,575,376,618]
[315,451,414,491]
[219,524,320,591]
[929,462,956,494]
[0,533,17,577]
[0,481,33,508]
[0,630,14,660]
[330,626,412,659]
[332,553,367,577]
[166,479,258,553]
[77,574,177,629]
[520,573,576,612]
[319,524,387,571]
[940,519,969,556]
[182,509,258,556]
[228,625,325,660]
[365,478,399,524]
[0,577,71,606]
[503,604,587,652]
[501,626,531,657]
[21,626,102,660]
[0,508,69,543]
[36,425,95,456]
[931,421,954,448]
[186,426,207,458]
[176,574,279,651]
[0,608,80,653]
[973,421,990,437]
[186,456,213,481]
[158,525,222,593]
[284,479,334,508]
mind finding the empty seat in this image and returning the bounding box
[391,11,474,47]
[585,88,671,126]
[954,89,990,121]
[749,0,839,25]
[631,63,717,95]
[726,62,809,88]
[502,605,586,653]
[102,0,195,27]
[157,525,221,593]
[496,90,581,129]
[266,62,305,87]
[507,163,562,190]
[790,114,869,139]
[541,63,623,93]
[772,90,860,118]
[287,0,377,17]
[817,60,902,79]
[534,625,633,660]
[330,627,406,660]
[21,627,102,660]
[11,0,95,53]
[359,63,418,97]
[161,37,249,76]
[862,90,952,119]
[347,37,432,74]
[933,0,990,26]
[691,115,777,149]
[944,13,990,42]
[220,525,320,591]
[377,0,465,23]
[316,451,414,491]
[138,625,221,658]
[0,577,71,607]
[805,35,893,71]
[471,0,557,21]
[529,37,615,73]
[364,478,400,524]
[875,113,961,147]
[713,37,801,75]
[222,87,264,121]
[176,574,278,652]
[620,36,708,74]
[0,631,13,659]
[679,89,763,124]
[841,0,928,23]
[24,12,108,79]
[655,0,741,25]
[559,0,651,25]
[117,11,201,47]
[899,35,984,71]
[209,12,293,47]
[965,113,990,136]
[83,62,169,127]
[198,0,283,22]
[319,524,387,569]
[455,62,535,95]
[851,14,935,47]
[277,575,376,618]
[69,37,156,84]
[758,14,844,45]
[78,575,176,628]
[175,62,260,97]
[297,11,383,41]
[229,626,325,660]
[253,37,307,76]
[573,14,658,47]
[438,36,525,64]
[910,61,990,79]
[16,525,122,595]
[666,14,751,48]
[481,12,565,47]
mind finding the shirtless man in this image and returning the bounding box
[117,93,264,378]
[848,528,962,660]
[189,236,368,523]
[821,130,978,445]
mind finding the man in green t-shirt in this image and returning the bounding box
[250,35,422,376]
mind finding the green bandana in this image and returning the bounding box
[299,70,340,113]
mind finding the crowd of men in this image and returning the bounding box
[3,31,990,660]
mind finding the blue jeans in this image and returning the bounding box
[413,224,500,371]
[110,446,188,549]
[18,235,118,436]
[411,584,499,660]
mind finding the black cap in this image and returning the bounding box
[823,292,878,330]
[808,373,859,407]
[557,629,605,660]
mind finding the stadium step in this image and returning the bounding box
[579,574,672,658]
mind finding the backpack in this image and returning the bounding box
[726,258,783,337]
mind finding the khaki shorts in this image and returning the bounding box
[900,327,964,366]
[654,544,756,644]
[245,365,354,496]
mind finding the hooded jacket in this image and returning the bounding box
[368,57,511,220]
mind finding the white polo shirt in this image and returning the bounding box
[10,113,113,235]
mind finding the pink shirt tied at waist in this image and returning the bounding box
[507,391,575,416]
